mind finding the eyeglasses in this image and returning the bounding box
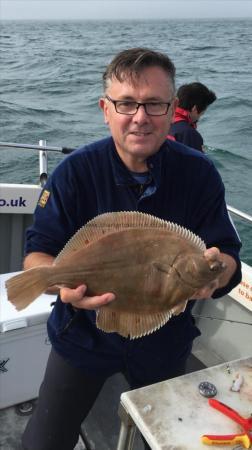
[105,95,172,116]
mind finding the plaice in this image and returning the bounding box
[5,211,225,338]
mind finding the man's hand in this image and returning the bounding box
[190,246,237,300]
[60,284,116,310]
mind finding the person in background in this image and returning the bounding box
[168,82,216,151]
[21,48,241,450]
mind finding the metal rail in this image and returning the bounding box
[227,205,252,223]
[0,140,75,187]
[0,141,74,154]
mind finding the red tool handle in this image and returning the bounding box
[208,399,252,432]
[202,433,251,448]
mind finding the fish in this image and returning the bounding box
[5,211,225,339]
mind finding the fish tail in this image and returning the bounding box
[5,267,51,311]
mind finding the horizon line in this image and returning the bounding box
[1,16,252,21]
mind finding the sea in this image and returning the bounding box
[0,19,251,264]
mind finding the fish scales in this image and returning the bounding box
[5,211,225,338]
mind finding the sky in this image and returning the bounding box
[1,0,252,21]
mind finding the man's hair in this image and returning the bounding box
[176,82,216,113]
[103,47,176,92]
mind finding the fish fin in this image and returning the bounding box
[55,211,205,262]
[5,267,50,311]
[96,308,173,339]
[172,300,188,315]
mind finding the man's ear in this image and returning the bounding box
[191,105,198,113]
[170,96,178,117]
[99,98,109,124]
[174,96,179,108]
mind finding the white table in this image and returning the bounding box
[116,356,252,450]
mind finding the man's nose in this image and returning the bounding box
[133,104,149,121]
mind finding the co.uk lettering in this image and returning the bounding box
[0,196,27,207]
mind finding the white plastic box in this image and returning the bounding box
[0,272,56,409]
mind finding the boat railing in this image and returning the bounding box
[0,140,75,186]
[0,140,252,226]
[226,205,252,223]
[0,140,75,154]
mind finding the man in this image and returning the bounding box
[22,48,241,450]
[168,82,216,151]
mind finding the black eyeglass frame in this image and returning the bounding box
[105,95,172,116]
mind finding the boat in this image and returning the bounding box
[0,140,251,450]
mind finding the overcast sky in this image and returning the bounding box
[1,0,252,20]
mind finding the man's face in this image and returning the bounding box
[99,66,175,171]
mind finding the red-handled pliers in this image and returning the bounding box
[201,398,252,448]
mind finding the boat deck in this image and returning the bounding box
[0,354,205,450]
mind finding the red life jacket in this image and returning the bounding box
[167,107,197,140]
